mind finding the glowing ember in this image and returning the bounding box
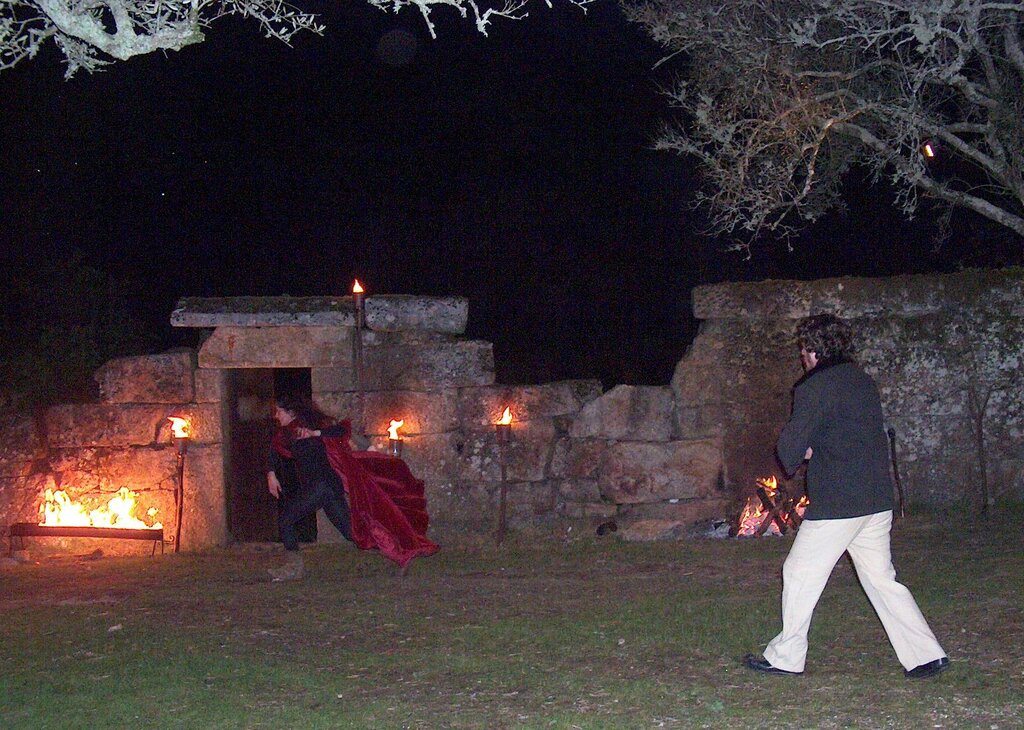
[39,487,162,530]
[387,419,405,440]
[496,407,513,426]
[352,279,364,294]
[735,476,808,536]
[167,416,191,439]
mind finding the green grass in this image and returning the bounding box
[2,513,1022,729]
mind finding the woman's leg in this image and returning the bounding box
[846,511,946,671]
[763,516,865,672]
[315,480,353,542]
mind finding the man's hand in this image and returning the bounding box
[805,447,813,460]
[268,472,282,499]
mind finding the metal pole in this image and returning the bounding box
[174,441,186,552]
[495,423,510,545]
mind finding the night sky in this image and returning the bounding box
[2,2,1018,387]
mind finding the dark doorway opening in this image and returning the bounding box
[227,368,316,543]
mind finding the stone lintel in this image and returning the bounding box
[198,327,352,369]
[172,295,469,334]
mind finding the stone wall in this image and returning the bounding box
[4,272,1017,553]
[0,351,228,554]
[679,269,1024,509]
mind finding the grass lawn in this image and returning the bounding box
[2,512,1022,729]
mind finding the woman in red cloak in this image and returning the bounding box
[266,394,439,580]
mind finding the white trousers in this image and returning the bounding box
[763,510,946,673]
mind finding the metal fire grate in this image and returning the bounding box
[8,523,165,555]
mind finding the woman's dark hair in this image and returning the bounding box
[796,314,856,362]
[274,393,332,429]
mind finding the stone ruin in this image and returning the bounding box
[1,269,1021,554]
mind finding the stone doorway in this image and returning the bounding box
[226,368,316,543]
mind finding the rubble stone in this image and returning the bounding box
[569,384,673,441]
[599,438,722,504]
[94,351,194,403]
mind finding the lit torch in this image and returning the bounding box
[494,407,513,545]
[167,415,191,553]
[387,419,405,457]
[352,279,366,442]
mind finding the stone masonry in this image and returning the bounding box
[1,269,1020,553]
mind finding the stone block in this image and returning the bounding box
[194,368,228,403]
[94,351,195,404]
[453,420,556,483]
[674,404,727,440]
[569,385,673,441]
[198,326,352,368]
[47,404,223,448]
[350,390,460,436]
[0,474,54,527]
[427,481,495,534]
[318,341,493,391]
[556,501,618,520]
[599,438,722,504]
[48,446,180,493]
[180,444,228,550]
[0,414,43,476]
[618,498,730,525]
[361,432,461,484]
[616,519,687,542]
[457,380,601,430]
[549,438,606,480]
[172,294,469,334]
[554,478,602,503]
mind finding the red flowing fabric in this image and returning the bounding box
[322,434,439,569]
[272,419,439,568]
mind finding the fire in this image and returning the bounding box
[496,407,513,425]
[167,416,191,439]
[39,487,162,530]
[352,279,364,294]
[387,419,404,440]
[735,476,808,537]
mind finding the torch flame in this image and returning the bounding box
[167,416,191,439]
[353,279,364,294]
[497,407,513,426]
[39,487,162,530]
[387,419,404,440]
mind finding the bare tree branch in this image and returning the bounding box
[623,0,1024,244]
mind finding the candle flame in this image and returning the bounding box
[167,416,191,439]
[353,279,364,294]
[922,142,935,158]
[387,419,405,440]
[497,407,513,425]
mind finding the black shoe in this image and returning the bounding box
[904,657,950,679]
[743,653,803,676]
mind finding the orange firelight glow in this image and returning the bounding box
[353,279,364,294]
[387,419,405,440]
[922,142,935,158]
[39,487,162,530]
[167,416,191,439]
[735,476,808,536]
[496,407,513,426]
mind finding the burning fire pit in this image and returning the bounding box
[733,476,808,537]
[8,487,165,555]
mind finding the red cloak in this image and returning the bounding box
[274,419,439,568]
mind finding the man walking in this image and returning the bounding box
[744,314,949,679]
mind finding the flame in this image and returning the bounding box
[39,487,162,530]
[167,416,191,439]
[352,279,364,294]
[922,142,935,158]
[496,407,513,426]
[387,419,404,440]
[734,476,808,537]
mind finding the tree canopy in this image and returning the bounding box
[622,0,1024,246]
[1,0,591,78]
